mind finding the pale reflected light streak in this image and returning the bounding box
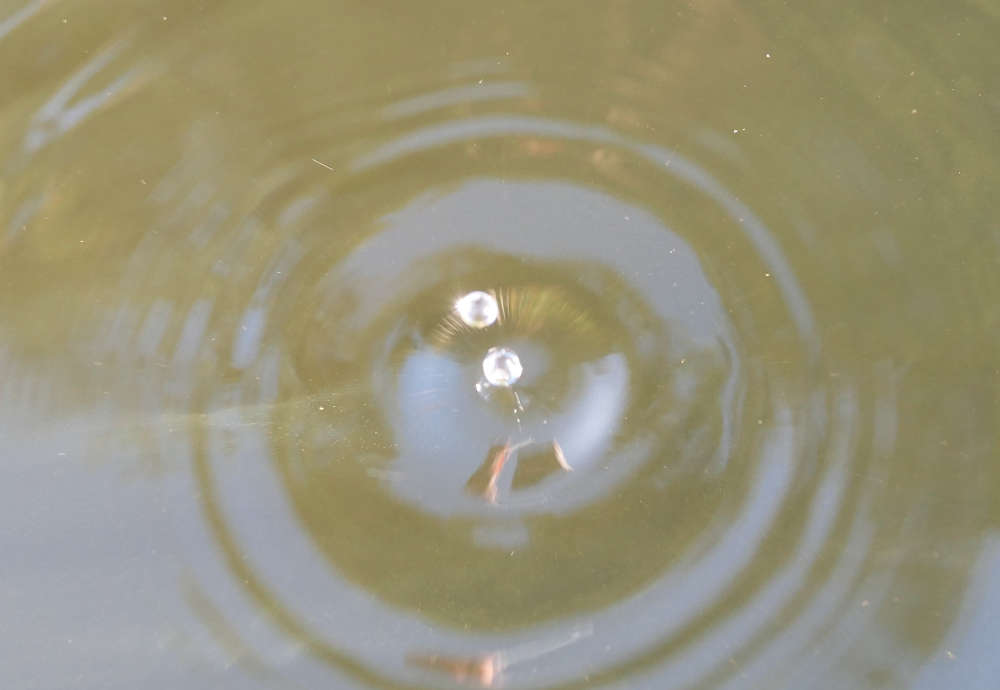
[382,81,534,119]
[0,0,46,42]
[24,39,151,155]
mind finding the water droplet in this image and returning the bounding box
[455,290,498,328]
[482,346,523,387]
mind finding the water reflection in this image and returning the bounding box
[0,1,997,689]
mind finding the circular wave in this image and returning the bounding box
[92,80,928,689]
[1,3,996,687]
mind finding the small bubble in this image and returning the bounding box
[455,290,499,328]
[482,347,523,387]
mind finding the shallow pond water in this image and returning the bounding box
[1,1,998,689]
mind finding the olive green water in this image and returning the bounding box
[1,2,998,689]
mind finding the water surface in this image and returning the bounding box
[1,1,998,689]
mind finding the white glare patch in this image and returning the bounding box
[482,346,522,387]
[455,290,498,328]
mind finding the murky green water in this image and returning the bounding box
[1,1,998,689]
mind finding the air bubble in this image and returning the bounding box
[482,346,523,387]
[455,290,499,328]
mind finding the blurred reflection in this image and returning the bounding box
[407,623,592,688]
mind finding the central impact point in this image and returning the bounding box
[482,346,523,387]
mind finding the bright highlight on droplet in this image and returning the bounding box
[482,346,522,387]
[455,290,498,328]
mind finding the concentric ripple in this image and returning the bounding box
[5,60,961,687]
[2,1,998,687]
[101,86,897,689]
